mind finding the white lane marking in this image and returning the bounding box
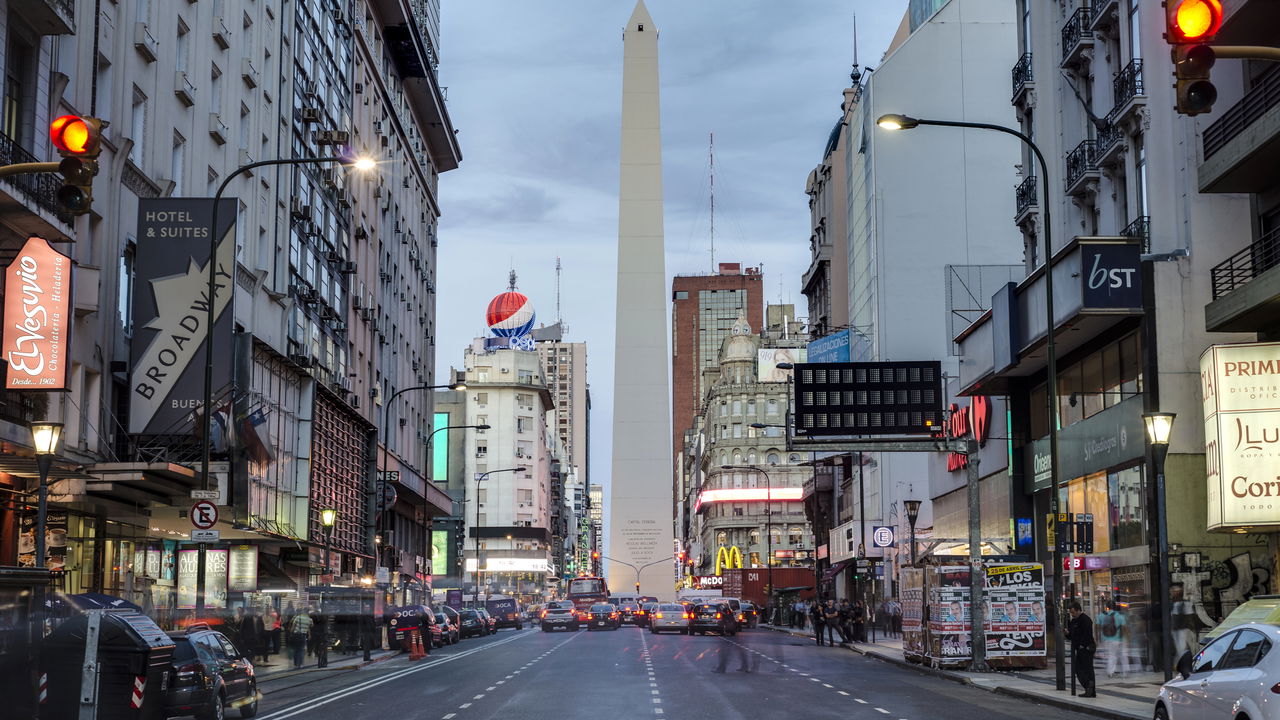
[822,683,833,688]
[652,699,661,704]
[654,711,664,716]
[473,694,485,700]
[495,680,505,685]
[838,691,850,696]
[875,709,890,715]
[442,715,455,720]
[458,703,471,709]
[504,675,513,679]
[651,690,660,695]
[855,699,868,704]
[809,677,821,682]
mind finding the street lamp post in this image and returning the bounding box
[472,467,525,606]
[30,422,64,568]
[904,499,922,565]
[722,465,774,604]
[599,555,673,596]
[321,507,337,578]
[1144,411,1176,681]
[877,113,1063,687]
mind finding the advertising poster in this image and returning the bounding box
[17,509,67,569]
[431,530,449,576]
[928,566,971,662]
[901,568,925,658]
[3,235,71,390]
[146,546,162,579]
[177,548,199,608]
[176,547,229,608]
[160,540,177,585]
[985,563,1046,658]
[227,545,258,592]
[756,348,807,383]
[129,198,236,434]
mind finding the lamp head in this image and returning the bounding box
[449,381,468,391]
[475,424,492,430]
[320,507,337,527]
[749,423,767,429]
[1144,412,1177,445]
[904,499,922,522]
[30,421,64,456]
[876,114,920,131]
[350,156,377,173]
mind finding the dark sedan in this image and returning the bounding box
[689,602,739,636]
[164,626,258,719]
[618,603,643,625]
[457,608,491,638]
[586,603,621,631]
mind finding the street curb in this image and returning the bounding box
[257,650,401,683]
[760,625,1144,720]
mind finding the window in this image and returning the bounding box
[476,392,488,405]
[767,453,780,465]
[475,444,487,457]
[732,424,742,438]
[129,88,148,165]
[675,291,688,300]
[767,399,779,415]
[476,489,487,504]
[2,33,34,145]
[1192,632,1237,674]
[517,416,533,433]
[169,132,186,196]
[118,240,136,333]
[475,367,490,382]
[517,489,533,504]
[1220,630,1271,670]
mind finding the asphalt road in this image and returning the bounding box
[250,624,1102,720]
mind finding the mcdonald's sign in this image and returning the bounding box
[715,546,743,575]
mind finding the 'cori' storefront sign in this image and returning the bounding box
[4,236,70,390]
[1202,342,1280,531]
[947,396,991,472]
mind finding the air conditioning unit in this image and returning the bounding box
[240,57,260,88]
[373,121,383,134]
[349,395,360,409]
[325,250,343,263]
[354,226,369,239]
[299,107,322,123]
[174,71,197,106]
[212,16,232,50]
[134,23,159,62]
[289,353,314,368]
[290,284,316,302]
[501,368,510,373]
[302,80,318,98]
[321,169,339,188]
[290,199,310,219]
[338,261,357,275]
[332,321,348,333]
[354,82,364,95]
[361,308,375,321]
[314,130,350,146]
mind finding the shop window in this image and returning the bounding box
[1120,332,1143,398]
[1109,465,1146,548]
[1058,363,1083,427]
[1081,351,1105,418]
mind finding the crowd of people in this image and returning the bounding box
[188,602,377,670]
[766,598,904,646]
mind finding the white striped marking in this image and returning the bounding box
[458,703,471,709]
[855,699,868,704]
[442,715,455,720]
[473,694,485,700]
[875,709,890,715]
[838,691,850,696]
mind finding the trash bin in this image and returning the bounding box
[41,610,175,720]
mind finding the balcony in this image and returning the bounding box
[0,131,71,236]
[174,71,197,106]
[1011,53,1034,106]
[1199,66,1280,193]
[1207,228,1280,332]
[1014,175,1038,225]
[1064,140,1099,196]
[1061,6,1094,70]
[20,0,74,35]
[1111,59,1146,124]
[1089,0,1120,33]
[1096,119,1127,168]
[1121,216,1151,253]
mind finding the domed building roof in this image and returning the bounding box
[719,310,757,365]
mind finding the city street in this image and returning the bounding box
[253,626,1102,720]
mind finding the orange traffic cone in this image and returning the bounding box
[409,629,424,660]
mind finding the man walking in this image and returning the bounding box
[851,600,867,643]
[1098,601,1128,676]
[287,607,313,668]
[1067,600,1097,698]
[810,600,828,646]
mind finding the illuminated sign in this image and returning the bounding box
[714,546,743,575]
[4,236,70,389]
[1202,342,1280,530]
[694,487,804,512]
[464,557,550,573]
[432,412,449,481]
[947,396,992,472]
[693,575,724,588]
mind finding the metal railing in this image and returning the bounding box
[1203,65,1280,160]
[1097,119,1124,156]
[1012,53,1033,99]
[1064,140,1098,191]
[1122,216,1151,252]
[0,131,64,219]
[1061,6,1093,63]
[1211,227,1280,300]
[1113,58,1144,108]
[1015,175,1038,217]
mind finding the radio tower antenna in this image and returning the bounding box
[851,13,862,83]
[555,256,563,326]
[709,132,716,270]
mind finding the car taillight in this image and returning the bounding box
[683,612,690,619]
[655,613,663,619]
[611,612,618,618]
[541,611,547,619]
[715,612,722,619]
[174,663,204,688]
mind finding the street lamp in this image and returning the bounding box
[904,499,922,565]
[473,467,525,605]
[320,507,337,577]
[722,465,775,602]
[1144,411,1176,681]
[878,112,1061,686]
[30,421,63,568]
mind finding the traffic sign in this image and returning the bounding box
[191,529,220,542]
[872,526,896,548]
[190,489,220,500]
[190,500,218,530]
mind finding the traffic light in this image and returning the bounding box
[1165,0,1222,116]
[49,115,104,215]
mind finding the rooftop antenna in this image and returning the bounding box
[508,269,518,291]
[709,131,716,270]
[555,257,563,326]
[851,13,862,84]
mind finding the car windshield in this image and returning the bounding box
[697,604,719,612]
[591,604,613,611]
[659,604,684,611]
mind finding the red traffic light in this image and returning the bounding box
[1167,0,1223,43]
[50,115,102,156]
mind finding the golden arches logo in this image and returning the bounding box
[715,546,743,575]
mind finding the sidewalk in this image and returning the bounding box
[761,624,1159,720]
[254,647,401,682]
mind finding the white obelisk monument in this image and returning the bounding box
[609,0,673,600]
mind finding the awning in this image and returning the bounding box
[257,559,299,592]
[823,559,854,581]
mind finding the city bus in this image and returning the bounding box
[565,576,608,611]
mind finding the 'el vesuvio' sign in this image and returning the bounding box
[4,236,70,390]
[1202,342,1280,531]
[792,361,942,436]
[129,198,236,434]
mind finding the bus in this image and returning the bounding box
[565,576,608,611]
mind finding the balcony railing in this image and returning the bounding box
[0,131,65,219]
[1061,6,1094,66]
[1211,227,1280,300]
[1113,59,1144,108]
[1012,53,1033,101]
[1015,175,1038,217]
[1121,216,1151,253]
[1064,139,1098,192]
[1204,65,1280,160]
[1097,119,1125,157]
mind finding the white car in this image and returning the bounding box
[1155,622,1280,720]
[649,603,691,634]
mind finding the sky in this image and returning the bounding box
[435,1,908,516]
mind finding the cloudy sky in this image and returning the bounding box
[435,1,907,506]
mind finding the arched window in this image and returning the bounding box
[789,527,804,544]
[747,451,758,464]
[733,451,743,465]
[770,527,783,544]
[767,453,780,465]
[716,532,727,547]
[789,453,801,463]
[749,529,761,546]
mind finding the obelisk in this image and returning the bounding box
[609,0,673,600]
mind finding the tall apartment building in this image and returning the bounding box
[0,0,457,621]
[534,323,590,581]
[589,483,603,571]
[801,115,850,340]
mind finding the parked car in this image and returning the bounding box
[649,603,691,634]
[689,602,739,636]
[618,603,643,625]
[485,596,524,629]
[1155,622,1280,720]
[457,608,491,638]
[440,606,462,642]
[541,600,580,632]
[586,603,621,631]
[434,610,459,645]
[477,607,498,633]
[164,625,258,719]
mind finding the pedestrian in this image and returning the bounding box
[1170,583,1198,660]
[267,608,282,658]
[1067,599,1097,698]
[851,600,867,643]
[794,600,807,629]
[810,601,828,646]
[822,600,840,645]
[888,598,903,638]
[1098,601,1128,676]
[360,611,375,662]
[312,608,329,668]
[238,608,264,663]
[834,601,852,644]
[287,607,313,668]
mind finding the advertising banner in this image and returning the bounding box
[807,329,851,363]
[177,547,228,608]
[928,566,972,662]
[901,568,925,658]
[432,412,450,481]
[227,545,258,592]
[1202,342,1280,530]
[130,198,237,434]
[1079,242,1142,310]
[4,236,71,389]
[431,530,449,576]
[985,563,1046,658]
[16,509,67,569]
[757,348,806,382]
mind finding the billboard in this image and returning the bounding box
[4,236,71,389]
[807,329,851,363]
[130,198,237,434]
[432,412,449,481]
[793,361,943,436]
[431,530,449,576]
[756,347,806,382]
[1202,342,1280,530]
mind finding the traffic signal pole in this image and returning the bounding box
[0,162,60,178]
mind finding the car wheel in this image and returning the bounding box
[198,690,226,720]
[239,684,259,719]
[1153,704,1169,720]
